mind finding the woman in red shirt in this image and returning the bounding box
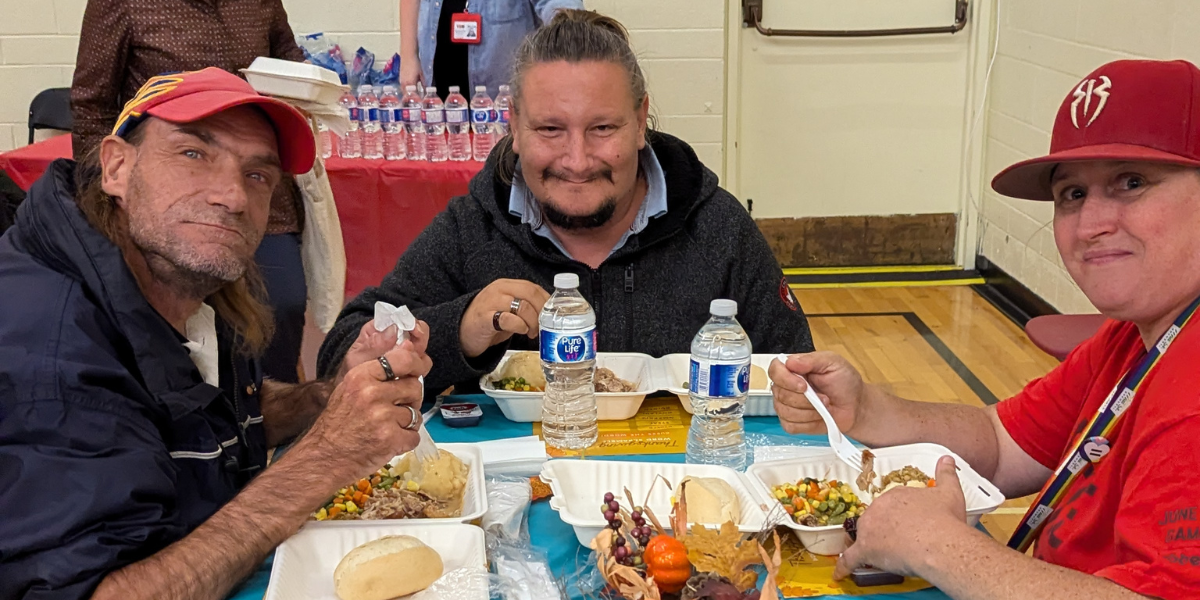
[772,59,1200,600]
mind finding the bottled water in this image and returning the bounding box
[445,86,471,162]
[337,88,361,159]
[379,85,405,161]
[686,299,751,470]
[540,273,598,451]
[401,84,426,161]
[359,85,384,160]
[470,85,494,161]
[493,84,512,138]
[423,86,448,162]
[317,122,333,159]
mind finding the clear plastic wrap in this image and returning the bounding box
[412,567,520,600]
[481,474,564,600]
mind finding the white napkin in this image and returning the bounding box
[373,301,417,341]
[477,436,549,465]
[183,303,219,386]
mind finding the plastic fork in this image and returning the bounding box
[775,354,862,472]
[413,375,439,463]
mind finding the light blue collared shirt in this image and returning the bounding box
[507,146,669,260]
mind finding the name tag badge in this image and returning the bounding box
[451,11,482,44]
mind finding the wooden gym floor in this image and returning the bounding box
[793,285,1062,541]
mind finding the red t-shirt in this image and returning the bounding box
[997,319,1200,599]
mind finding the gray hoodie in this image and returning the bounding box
[317,132,814,394]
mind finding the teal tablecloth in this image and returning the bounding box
[229,394,950,600]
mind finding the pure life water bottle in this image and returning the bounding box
[540,273,599,451]
[686,299,751,470]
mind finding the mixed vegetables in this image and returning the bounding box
[771,478,867,527]
[492,377,543,392]
[313,465,422,521]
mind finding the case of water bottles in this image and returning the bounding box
[480,351,786,422]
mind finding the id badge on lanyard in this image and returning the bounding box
[1007,293,1200,553]
[450,1,482,44]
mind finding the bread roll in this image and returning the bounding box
[334,535,444,600]
[678,476,741,525]
[749,364,768,390]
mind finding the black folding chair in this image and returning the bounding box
[28,88,73,145]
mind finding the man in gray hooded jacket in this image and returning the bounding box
[318,10,813,393]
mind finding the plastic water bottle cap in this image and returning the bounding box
[406,85,417,92]
[710,299,737,317]
[449,86,460,93]
[475,85,487,92]
[427,86,438,94]
[499,84,510,92]
[554,273,580,290]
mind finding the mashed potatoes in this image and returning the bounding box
[391,449,469,515]
[493,352,545,391]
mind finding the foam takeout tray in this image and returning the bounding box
[481,350,782,421]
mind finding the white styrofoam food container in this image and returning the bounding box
[306,443,488,527]
[482,351,791,421]
[241,56,347,105]
[266,522,486,600]
[540,459,769,546]
[661,353,778,416]
[481,351,654,421]
[746,443,1005,555]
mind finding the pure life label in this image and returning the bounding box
[541,327,597,363]
[690,358,750,398]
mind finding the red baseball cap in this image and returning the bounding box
[112,67,316,174]
[991,59,1200,201]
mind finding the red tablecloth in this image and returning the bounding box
[0,137,482,298]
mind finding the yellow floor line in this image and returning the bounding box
[790,278,985,289]
[782,265,962,276]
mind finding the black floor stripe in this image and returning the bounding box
[807,311,1001,406]
[788,270,981,285]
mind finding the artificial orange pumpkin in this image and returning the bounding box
[643,534,692,594]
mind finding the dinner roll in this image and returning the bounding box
[678,476,741,525]
[334,535,444,600]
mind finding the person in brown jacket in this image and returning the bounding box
[71,0,312,383]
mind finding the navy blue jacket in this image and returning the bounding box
[0,160,268,599]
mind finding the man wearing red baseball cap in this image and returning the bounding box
[0,68,432,599]
[770,59,1200,599]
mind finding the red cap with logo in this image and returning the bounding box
[112,67,316,174]
[991,59,1200,201]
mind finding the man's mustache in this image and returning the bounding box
[541,167,614,184]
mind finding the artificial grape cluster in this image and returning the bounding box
[601,491,655,568]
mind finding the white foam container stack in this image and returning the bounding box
[482,351,784,421]
[266,522,487,600]
[241,56,347,105]
[746,443,1005,555]
[660,353,777,416]
[539,459,771,546]
[305,443,488,527]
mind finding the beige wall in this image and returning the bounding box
[0,0,725,177]
[978,0,1200,313]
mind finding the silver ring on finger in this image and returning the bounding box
[492,310,505,332]
[377,355,400,381]
[509,298,523,315]
[401,404,421,431]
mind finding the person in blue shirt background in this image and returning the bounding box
[400,0,583,99]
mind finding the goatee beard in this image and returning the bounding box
[540,197,618,230]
